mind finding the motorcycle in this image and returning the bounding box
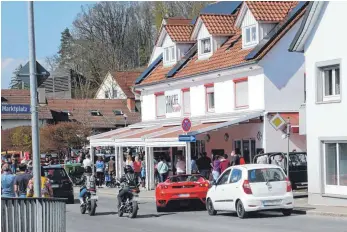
[80,188,98,216]
[105,173,117,188]
[117,183,140,218]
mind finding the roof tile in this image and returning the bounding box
[165,25,194,43]
[111,71,143,98]
[200,14,237,35]
[246,1,298,22]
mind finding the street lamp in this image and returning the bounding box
[286,118,291,177]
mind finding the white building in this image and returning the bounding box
[89,1,308,190]
[289,1,347,206]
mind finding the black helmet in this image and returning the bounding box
[85,166,92,174]
[124,165,133,174]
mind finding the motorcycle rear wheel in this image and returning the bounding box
[89,200,97,216]
[128,201,138,219]
[118,206,124,217]
[80,204,86,214]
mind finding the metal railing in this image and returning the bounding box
[1,197,66,232]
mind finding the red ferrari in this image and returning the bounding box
[155,174,210,212]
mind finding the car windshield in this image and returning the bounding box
[169,175,204,182]
[248,168,285,183]
[45,168,67,180]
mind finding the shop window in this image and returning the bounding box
[324,142,347,193]
[155,93,166,118]
[182,89,190,115]
[234,78,249,108]
[205,85,215,112]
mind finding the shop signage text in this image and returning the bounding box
[1,104,31,114]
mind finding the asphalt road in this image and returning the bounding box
[66,192,347,232]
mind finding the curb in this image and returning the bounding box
[306,211,347,218]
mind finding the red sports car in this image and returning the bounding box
[155,174,210,212]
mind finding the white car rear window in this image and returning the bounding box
[248,168,285,183]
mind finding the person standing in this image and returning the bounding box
[26,167,53,198]
[133,156,142,184]
[175,155,186,175]
[219,154,230,174]
[108,157,115,176]
[11,158,17,174]
[230,150,240,166]
[83,154,92,168]
[1,164,16,197]
[95,157,105,187]
[212,155,221,181]
[14,164,32,198]
[157,157,169,182]
[197,152,212,180]
[125,154,133,168]
[191,156,199,174]
[140,156,146,188]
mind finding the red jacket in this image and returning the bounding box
[220,159,230,173]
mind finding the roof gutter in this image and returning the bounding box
[135,60,258,89]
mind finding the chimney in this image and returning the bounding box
[127,98,136,112]
[37,88,46,105]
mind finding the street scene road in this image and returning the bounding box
[66,192,347,232]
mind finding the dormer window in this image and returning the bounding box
[90,110,102,116]
[201,38,211,54]
[113,109,123,116]
[164,46,176,63]
[243,25,257,47]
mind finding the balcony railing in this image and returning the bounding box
[1,197,66,232]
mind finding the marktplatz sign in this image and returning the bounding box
[1,104,31,114]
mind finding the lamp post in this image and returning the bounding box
[286,118,291,177]
[28,1,41,197]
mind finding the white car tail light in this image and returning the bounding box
[243,180,252,194]
[286,177,292,192]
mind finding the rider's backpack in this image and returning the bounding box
[125,173,137,188]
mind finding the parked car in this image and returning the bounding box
[156,174,210,212]
[206,164,294,218]
[43,165,74,204]
[253,152,307,189]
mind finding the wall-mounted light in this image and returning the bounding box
[192,79,195,82]
[224,133,229,141]
[217,74,221,77]
[205,134,210,142]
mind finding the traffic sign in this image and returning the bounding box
[178,135,196,142]
[181,117,192,133]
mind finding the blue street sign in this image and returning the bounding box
[178,135,196,142]
[1,104,31,114]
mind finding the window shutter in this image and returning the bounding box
[156,95,166,116]
[316,69,323,102]
[235,81,249,107]
[183,91,190,114]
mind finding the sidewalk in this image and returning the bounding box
[293,197,347,217]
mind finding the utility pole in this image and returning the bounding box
[28,1,41,197]
[286,118,291,177]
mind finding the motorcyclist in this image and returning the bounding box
[79,166,96,205]
[117,165,138,209]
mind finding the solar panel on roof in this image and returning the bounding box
[167,44,197,78]
[245,1,308,60]
[200,1,242,15]
[135,54,163,84]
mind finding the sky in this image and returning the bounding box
[1,1,96,89]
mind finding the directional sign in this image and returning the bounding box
[181,117,192,133]
[178,135,196,142]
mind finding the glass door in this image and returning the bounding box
[234,139,256,164]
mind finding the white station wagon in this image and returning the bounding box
[206,164,294,218]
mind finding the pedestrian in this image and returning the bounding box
[219,154,230,174]
[212,155,221,181]
[230,150,240,166]
[108,157,115,176]
[140,156,146,188]
[14,163,32,198]
[133,156,142,183]
[191,156,199,174]
[157,156,169,182]
[125,154,133,168]
[1,164,16,197]
[11,157,17,174]
[175,155,186,175]
[83,154,92,168]
[95,157,105,187]
[197,152,212,180]
[26,167,53,198]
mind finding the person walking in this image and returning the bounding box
[95,157,105,187]
[125,154,133,168]
[157,157,169,182]
[14,163,32,198]
[108,157,115,176]
[212,155,222,181]
[140,156,146,188]
[191,156,199,174]
[1,164,16,197]
[175,155,186,175]
[219,154,230,174]
[83,154,92,168]
[133,156,142,184]
[197,152,212,180]
[11,158,17,174]
[26,167,53,198]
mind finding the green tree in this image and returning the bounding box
[58,28,73,68]
[10,126,32,152]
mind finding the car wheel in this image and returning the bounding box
[236,200,248,219]
[282,209,293,216]
[206,199,217,216]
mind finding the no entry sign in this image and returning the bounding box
[181,118,192,133]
